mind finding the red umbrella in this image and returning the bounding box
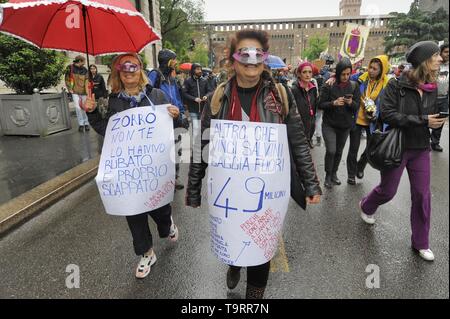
[179,63,192,72]
[0,0,161,65]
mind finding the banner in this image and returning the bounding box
[95,105,175,216]
[339,23,370,65]
[207,120,291,267]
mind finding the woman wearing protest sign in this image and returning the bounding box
[85,53,181,279]
[186,30,322,299]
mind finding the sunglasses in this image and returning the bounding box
[233,47,269,65]
[115,62,141,73]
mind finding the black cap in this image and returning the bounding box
[406,41,440,68]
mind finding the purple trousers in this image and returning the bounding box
[361,149,431,250]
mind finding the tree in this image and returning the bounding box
[189,45,209,67]
[160,0,204,54]
[0,34,67,94]
[384,1,449,57]
[303,36,329,61]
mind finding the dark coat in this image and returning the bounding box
[182,63,210,114]
[319,59,361,130]
[186,75,322,209]
[291,82,319,140]
[380,76,438,150]
[87,84,179,137]
[90,74,108,99]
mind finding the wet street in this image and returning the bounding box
[0,125,448,299]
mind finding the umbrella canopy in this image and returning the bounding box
[265,55,287,70]
[178,63,192,72]
[0,0,160,56]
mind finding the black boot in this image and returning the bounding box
[324,174,333,189]
[431,144,444,152]
[347,176,356,185]
[331,173,341,185]
[226,267,241,290]
[78,126,84,132]
[246,284,266,299]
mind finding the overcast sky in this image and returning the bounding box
[204,0,413,21]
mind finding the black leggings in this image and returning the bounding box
[322,123,350,174]
[347,124,371,178]
[126,204,173,256]
[229,261,271,288]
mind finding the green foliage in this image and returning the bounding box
[0,34,67,94]
[189,45,209,66]
[384,1,449,56]
[160,0,204,56]
[303,36,329,61]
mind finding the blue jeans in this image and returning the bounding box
[72,94,89,126]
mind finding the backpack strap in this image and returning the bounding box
[149,69,165,89]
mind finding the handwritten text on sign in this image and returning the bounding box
[208,120,290,267]
[95,105,175,216]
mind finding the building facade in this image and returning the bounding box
[201,14,393,69]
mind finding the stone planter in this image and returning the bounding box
[0,91,71,136]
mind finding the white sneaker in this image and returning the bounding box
[135,252,157,279]
[418,249,435,262]
[168,218,179,242]
[359,201,376,225]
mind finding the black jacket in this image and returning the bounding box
[291,82,319,139]
[380,76,437,150]
[90,74,108,99]
[319,81,360,129]
[87,84,179,137]
[186,75,322,208]
[319,59,361,130]
[182,64,210,114]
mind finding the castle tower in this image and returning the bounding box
[340,0,362,16]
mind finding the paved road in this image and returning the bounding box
[0,126,448,299]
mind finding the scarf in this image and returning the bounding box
[297,80,316,116]
[418,83,438,92]
[118,88,150,108]
[228,79,261,122]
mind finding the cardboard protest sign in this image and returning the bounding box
[207,120,291,267]
[95,105,175,216]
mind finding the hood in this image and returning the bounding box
[335,58,352,84]
[190,63,202,77]
[359,55,391,86]
[158,49,177,75]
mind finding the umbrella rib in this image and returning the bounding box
[114,14,138,53]
[85,6,95,56]
[40,3,68,48]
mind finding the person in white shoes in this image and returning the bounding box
[359,42,447,262]
[85,53,181,278]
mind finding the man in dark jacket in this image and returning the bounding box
[319,58,360,188]
[182,63,210,117]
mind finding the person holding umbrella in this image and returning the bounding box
[84,53,181,279]
[65,55,90,132]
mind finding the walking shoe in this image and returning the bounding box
[347,177,356,185]
[84,125,90,131]
[135,251,157,279]
[331,174,341,185]
[78,126,84,132]
[168,221,179,242]
[359,200,376,225]
[316,136,321,146]
[356,170,364,179]
[324,174,333,189]
[431,144,444,152]
[226,267,241,290]
[246,284,266,299]
[416,249,435,262]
